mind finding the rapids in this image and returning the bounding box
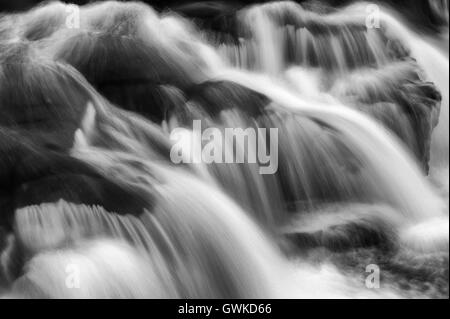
[0,1,448,298]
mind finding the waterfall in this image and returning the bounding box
[0,1,448,299]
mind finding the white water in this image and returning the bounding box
[0,1,448,299]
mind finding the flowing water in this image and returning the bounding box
[0,1,448,298]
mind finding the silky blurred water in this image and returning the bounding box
[0,1,448,299]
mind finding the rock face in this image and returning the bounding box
[330,61,442,172]
[0,44,89,150]
[0,44,152,230]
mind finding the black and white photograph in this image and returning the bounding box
[0,0,448,303]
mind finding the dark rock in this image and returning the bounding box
[332,61,442,172]
[185,80,270,118]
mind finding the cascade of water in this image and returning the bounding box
[217,70,445,219]
[0,0,448,299]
